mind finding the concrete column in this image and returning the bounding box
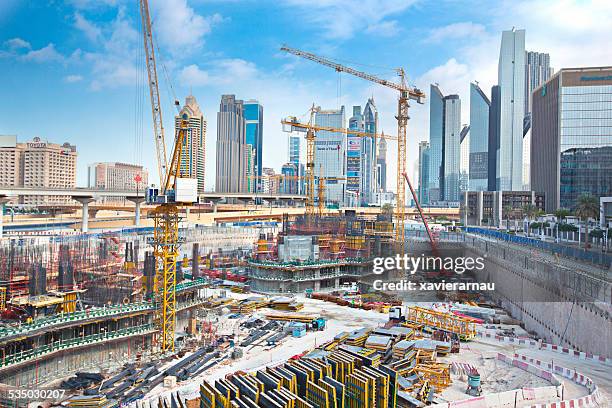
[72,196,95,233]
[127,197,145,227]
[0,196,9,239]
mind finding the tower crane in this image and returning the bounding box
[280,46,425,247]
[140,0,197,353]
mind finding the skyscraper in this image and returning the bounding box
[459,125,470,193]
[346,106,363,205]
[488,85,501,191]
[469,82,490,191]
[522,51,553,190]
[216,95,247,193]
[281,162,298,194]
[428,85,461,203]
[288,136,300,165]
[244,100,263,192]
[314,107,346,205]
[418,141,430,204]
[531,67,612,212]
[362,98,378,204]
[376,138,387,193]
[175,94,206,193]
[497,28,526,191]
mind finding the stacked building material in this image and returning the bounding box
[364,334,392,352]
[392,340,416,360]
[66,395,116,407]
[269,297,305,311]
[344,328,371,347]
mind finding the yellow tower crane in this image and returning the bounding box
[280,46,425,246]
[140,0,197,353]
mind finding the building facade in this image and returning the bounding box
[428,84,444,203]
[0,136,77,205]
[523,51,553,190]
[460,125,470,194]
[531,67,612,212]
[346,106,363,205]
[175,95,206,193]
[376,138,387,193]
[488,85,501,191]
[280,163,298,194]
[496,28,526,191]
[362,98,378,204]
[216,95,247,193]
[261,167,279,194]
[461,190,545,227]
[314,107,346,205]
[88,162,148,191]
[244,100,263,192]
[418,141,430,204]
[469,83,490,191]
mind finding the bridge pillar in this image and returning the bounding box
[73,196,95,233]
[127,196,145,227]
[0,196,9,238]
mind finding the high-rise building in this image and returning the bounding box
[496,28,526,191]
[522,51,553,190]
[469,83,490,191]
[244,100,263,192]
[175,94,206,193]
[376,138,387,193]
[418,141,430,204]
[488,85,501,191]
[261,167,279,194]
[362,98,378,204]
[216,95,247,193]
[314,107,346,204]
[346,106,363,204]
[287,135,304,194]
[281,162,298,194]
[531,67,612,212]
[428,85,461,203]
[88,162,148,203]
[0,136,77,205]
[459,125,470,193]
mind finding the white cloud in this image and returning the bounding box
[5,37,30,50]
[149,0,223,50]
[179,59,257,87]
[67,0,120,9]
[179,64,210,85]
[74,12,102,42]
[365,20,401,37]
[21,43,64,63]
[64,74,84,83]
[426,22,487,43]
[284,0,417,39]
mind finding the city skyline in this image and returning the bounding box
[0,1,610,191]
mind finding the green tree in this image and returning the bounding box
[554,208,571,222]
[575,194,599,248]
[381,203,394,218]
[503,205,513,231]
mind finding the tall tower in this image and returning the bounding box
[346,105,363,206]
[428,84,444,202]
[497,28,526,190]
[216,95,247,193]
[523,50,552,189]
[314,106,346,205]
[376,137,387,193]
[175,94,206,193]
[469,82,490,191]
[244,100,263,192]
[418,141,430,204]
[362,98,378,205]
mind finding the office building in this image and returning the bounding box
[523,51,553,190]
[461,190,545,227]
[531,67,612,212]
[244,100,263,192]
[346,106,363,205]
[428,85,461,203]
[488,85,501,191]
[362,98,378,204]
[281,162,298,194]
[288,135,300,165]
[175,94,206,193]
[0,136,77,205]
[418,141,430,204]
[216,95,247,193]
[496,28,526,191]
[261,167,279,194]
[314,106,346,205]
[88,162,148,203]
[376,137,387,193]
[469,83,490,191]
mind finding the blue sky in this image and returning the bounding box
[1,0,610,189]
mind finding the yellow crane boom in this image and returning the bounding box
[280,46,425,248]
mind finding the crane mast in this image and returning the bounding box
[280,46,425,248]
[140,0,168,186]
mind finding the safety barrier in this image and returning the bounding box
[475,330,611,365]
[0,302,154,340]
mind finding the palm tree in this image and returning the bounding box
[554,207,571,241]
[575,194,599,249]
[522,204,538,237]
[381,203,394,219]
[503,205,512,231]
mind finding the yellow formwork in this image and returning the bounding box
[405,306,476,340]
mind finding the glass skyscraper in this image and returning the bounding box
[497,28,526,191]
[443,95,461,202]
[314,107,346,204]
[216,95,246,193]
[428,84,444,202]
[244,100,263,192]
[418,141,430,204]
[362,98,378,204]
[347,106,363,205]
[469,82,490,191]
[531,67,612,212]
